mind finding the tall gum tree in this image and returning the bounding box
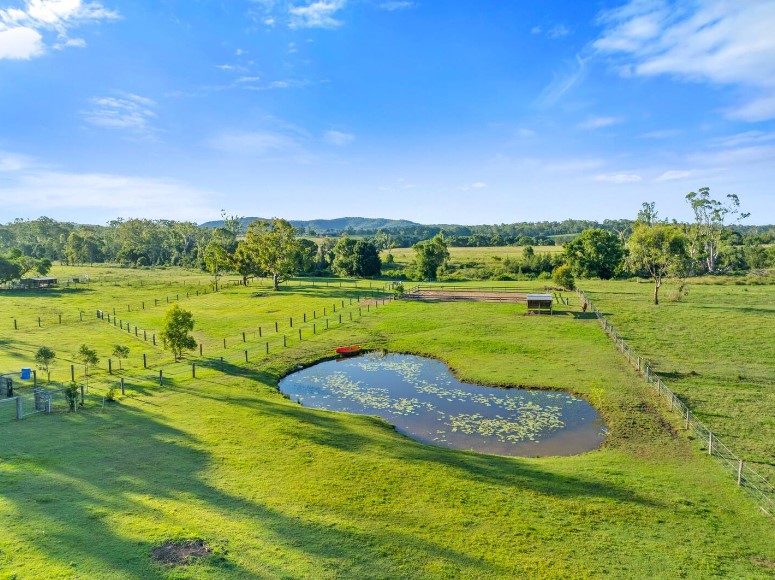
[627,222,688,305]
[243,218,301,290]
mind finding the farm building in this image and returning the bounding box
[18,277,58,289]
[526,293,553,315]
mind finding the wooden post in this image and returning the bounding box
[339,314,342,324]
[367,304,370,312]
[59,314,62,324]
[298,329,302,341]
[223,338,226,349]
[159,370,163,386]
[265,342,269,354]
[121,378,125,395]
[313,310,316,319]
[38,316,41,327]
[80,385,85,405]
[359,307,362,316]
[326,319,329,330]
[244,350,248,362]
[275,321,278,332]
[135,327,138,336]
[313,323,316,334]
[144,330,147,341]
[166,296,169,303]
[220,357,224,371]
[242,332,246,342]
[142,301,145,309]
[13,318,17,329]
[80,311,83,321]
[258,326,262,337]
[108,359,112,375]
[283,335,287,347]
[685,411,690,430]
[120,321,123,330]
[708,432,713,455]
[153,334,156,345]
[71,364,75,382]
[143,354,147,368]
[16,396,22,419]
[349,312,353,321]
[192,363,196,378]
[738,459,744,486]
[113,307,116,316]
[290,317,293,328]
[199,343,203,356]
[333,304,337,313]
[32,370,36,388]
[303,313,306,322]
[324,307,327,316]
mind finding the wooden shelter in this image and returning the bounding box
[526,293,553,315]
[19,277,58,289]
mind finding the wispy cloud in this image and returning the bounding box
[324,130,354,146]
[709,131,775,148]
[289,1,346,29]
[654,170,690,182]
[640,129,682,139]
[534,54,586,107]
[578,116,621,130]
[379,1,415,11]
[0,162,215,221]
[594,0,775,121]
[594,173,642,183]
[547,24,570,39]
[0,0,119,60]
[82,93,157,136]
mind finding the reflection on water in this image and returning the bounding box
[278,353,606,457]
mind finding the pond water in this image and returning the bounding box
[278,353,606,457]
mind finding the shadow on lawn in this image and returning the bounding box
[3,402,502,577]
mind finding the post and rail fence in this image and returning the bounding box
[577,288,775,516]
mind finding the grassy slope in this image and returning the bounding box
[0,268,773,578]
[383,245,562,269]
[581,277,775,482]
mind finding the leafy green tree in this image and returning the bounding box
[413,233,449,280]
[562,229,624,280]
[34,346,56,382]
[75,344,99,376]
[685,187,749,273]
[112,345,129,370]
[242,219,301,290]
[159,304,197,361]
[230,241,262,285]
[627,223,688,305]
[295,238,319,275]
[332,238,381,277]
[552,264,575,290]
[332,237,357,276]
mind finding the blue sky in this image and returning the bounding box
[1,0,774,225]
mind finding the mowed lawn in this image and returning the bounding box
[0,268,773,578]
[581,277,775,483]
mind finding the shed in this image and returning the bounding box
[526,293,553,315]
[20,277,58,289]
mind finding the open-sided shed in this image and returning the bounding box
[526,293,553,315]
[19,277,58,289]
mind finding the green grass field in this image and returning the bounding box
[0,266,773,578]
[581,275,775,483]
[384,245,562,268]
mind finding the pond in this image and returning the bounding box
[278,353,606,457]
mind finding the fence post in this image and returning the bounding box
[266,342,269,354]
[258,326,262,338]
[242,332,246,342]
[16,396,22,420]
[326,319,329,330]
[220,357,224,372]
[80,385,85,406]
[350,312,353,321]
[275,321,278,332]
[283,335,287,347]
[192,363,196,378]
[200,343,203,356]
[289,317,293,328]
[298,329,302,341]
[708,432,713,455]
[71,364,75,382]
[108,359,112,375]
[303,313,306,322]
[159,370,163,386]
[685,410,690,430]
[143,354,147,369]
[313,323,316,334]
[244,350,248,362]
[59,314,62,324]
[737,460,744,486]
[223,338,226,349]
[14,319,17,330]
[121,377,125,395]
[339,314,342,324]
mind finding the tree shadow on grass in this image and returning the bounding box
[2,402,504,578]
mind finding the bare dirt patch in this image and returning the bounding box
[152,539,211,565]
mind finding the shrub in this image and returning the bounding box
[552,264,575,290]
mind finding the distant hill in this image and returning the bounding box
[199,216,420,233]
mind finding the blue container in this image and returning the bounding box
[20,368,31,380]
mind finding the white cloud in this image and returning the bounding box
[82,93,157,135]
[531,26,541,35]
[578,116,621,130]
[0,152,32,172]
[640,129,682,139]
[710,131,775,148]
[208,130,304,156]
[594,0,775,121]
[655,170,690,182]
[379,1,415,11]
[471,182,487,189]
[0,26,43,59]
[0,166,216,221]
[516,128,536,138]
[324,130,354,146]
[547,24,570,39]
[534,54,586,107]
[0,0,119,59]
[289,1,346,29]
[594,173,642,183]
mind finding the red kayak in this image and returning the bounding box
[335,345,361,356]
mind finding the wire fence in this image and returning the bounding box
[577,289,775,516]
